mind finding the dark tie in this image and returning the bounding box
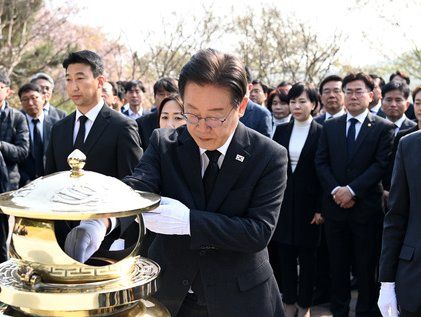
[347,118,358,156]
[190,150,221,306]
[74,116,88,149]
[32,118,44,177]
[203,150,221,203]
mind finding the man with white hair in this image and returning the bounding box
[30,72,66,120]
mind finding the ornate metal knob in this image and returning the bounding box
[67,149,86,177]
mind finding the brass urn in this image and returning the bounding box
[0,150,169,316]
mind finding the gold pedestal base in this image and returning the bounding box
[0,298,170,316]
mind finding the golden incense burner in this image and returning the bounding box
[0,150,169,316]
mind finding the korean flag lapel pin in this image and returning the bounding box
[235,154,245,162]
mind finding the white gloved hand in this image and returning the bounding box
[378,282,399,317]
[64,219,107,263]
[142,197,190,235]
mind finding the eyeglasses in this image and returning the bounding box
[344,90,369,98]
[21,95,40,104]
[183,107,235,128]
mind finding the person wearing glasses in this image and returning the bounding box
[315,72,394,317]
[65,49,288,317]
[315,75,346,125]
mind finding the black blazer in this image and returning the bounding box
[314,113,327,125]
[376,108,386,118]
[19,113,58,186]
[46,104,142,179]
[136,111,159,150]
[379,131,421,312]
[123,123,287,317]
[399,118,417,131]
[272,120,322,247]
[315,113,394,222]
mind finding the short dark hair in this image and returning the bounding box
[277,81,292,88]
[252,80,269,94]
[381,81,410,100]
[390,70,410,85]
[0,71,10,86]
[342,72,374,91]
[18,83,42,99]
[369,74,385,88]
[288,82,319,106]
[266,90,289,113]
[158,94,183,126]
[412,86,421,102]
[178,48,247,107]
[62,50,104,77]
[319,75,343,95]
[153,77,178,96]
[124,80,146,93]
[245,66,253,83]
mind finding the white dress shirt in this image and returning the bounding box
[325,108,346,120]
[289,117,312,173]
[73,101,104,144]
[199,132,235,176]
[346,109,369,140]
[126,107,144,120]
[387,114,408,136]
[26,112,45,141]
[370,102,381,115]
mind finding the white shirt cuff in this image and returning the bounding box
[106,217,117,236]
[347,185,356,196]
[331,186,341,195]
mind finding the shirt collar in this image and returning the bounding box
[390,114,407,128]
[128,107,143,117]
[0,100,7,111]
[326,108,345,119]
[43,102,50,112]
[199,130,235,157]
[347,109,369,124]
[26,111,45,124]
[75,101,104,123]
[370,102,381,113]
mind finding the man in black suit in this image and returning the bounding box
[45,50,143,253]
[136,77,178,150]
[315,75,346,124]
[378,130,421,317]
[30,72,66,120]
[315,72,394,317]
[368,74,386,118]
[18,83,58,186]
[66,49,288,317]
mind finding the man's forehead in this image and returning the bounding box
[345,80,367,89]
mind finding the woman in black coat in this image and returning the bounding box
[269,83,323,317]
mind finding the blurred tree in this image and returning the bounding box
[233,7,343,85]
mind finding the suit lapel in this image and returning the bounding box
[43,116,53,153]
[336,114,348,163]
[207,123,251,212]
[177,128,206,210]
[295,120,317,171]
[280,121,294,176]
[349,114,373,162]
[81,105,110,155]
[62,112,76,156]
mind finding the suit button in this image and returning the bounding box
[182,279,190,286]
[199,250,206,256]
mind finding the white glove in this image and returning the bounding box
[142,197,190,235]
[64,219,107,263]
[378,282,399,317]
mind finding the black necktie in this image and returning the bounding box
[347,118,358,156]
[32,118,44,177]
[74,116,88,149]
[203,150,221,203]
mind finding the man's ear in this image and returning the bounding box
[97,75,106,89]
[238,97,248,117]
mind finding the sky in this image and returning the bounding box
[49,0,420,68]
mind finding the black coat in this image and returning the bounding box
[272,120,322,247]
[123,123,287,317]
[136,111,159,150]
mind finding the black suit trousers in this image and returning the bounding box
[325,216,381,317]
[0,214,8,263]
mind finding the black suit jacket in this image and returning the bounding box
[19,113,58,186]
[136,111,158,150]
[376,108,386,118]
[239,100,272,137]
[123,123,287,317]
[272,120,322,247]
[314,113,327,125]
[46,104,143,247]
[315,113,394,222]
[379,131,421,312]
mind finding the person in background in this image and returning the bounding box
[271,83,323,317]
[315,75,346,124]
[18,83,58,186]
[158,94,186,129]
[277,81,292,94]
[249,79,269,106]
[30,72,66,120]
[136,77,179,150]
[368,74,386,118]
[102,81,119,109]
[122,80,147,120]
[266,90,291,137]
[0,71,29,263]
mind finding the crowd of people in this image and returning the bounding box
[0,48,419,317]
